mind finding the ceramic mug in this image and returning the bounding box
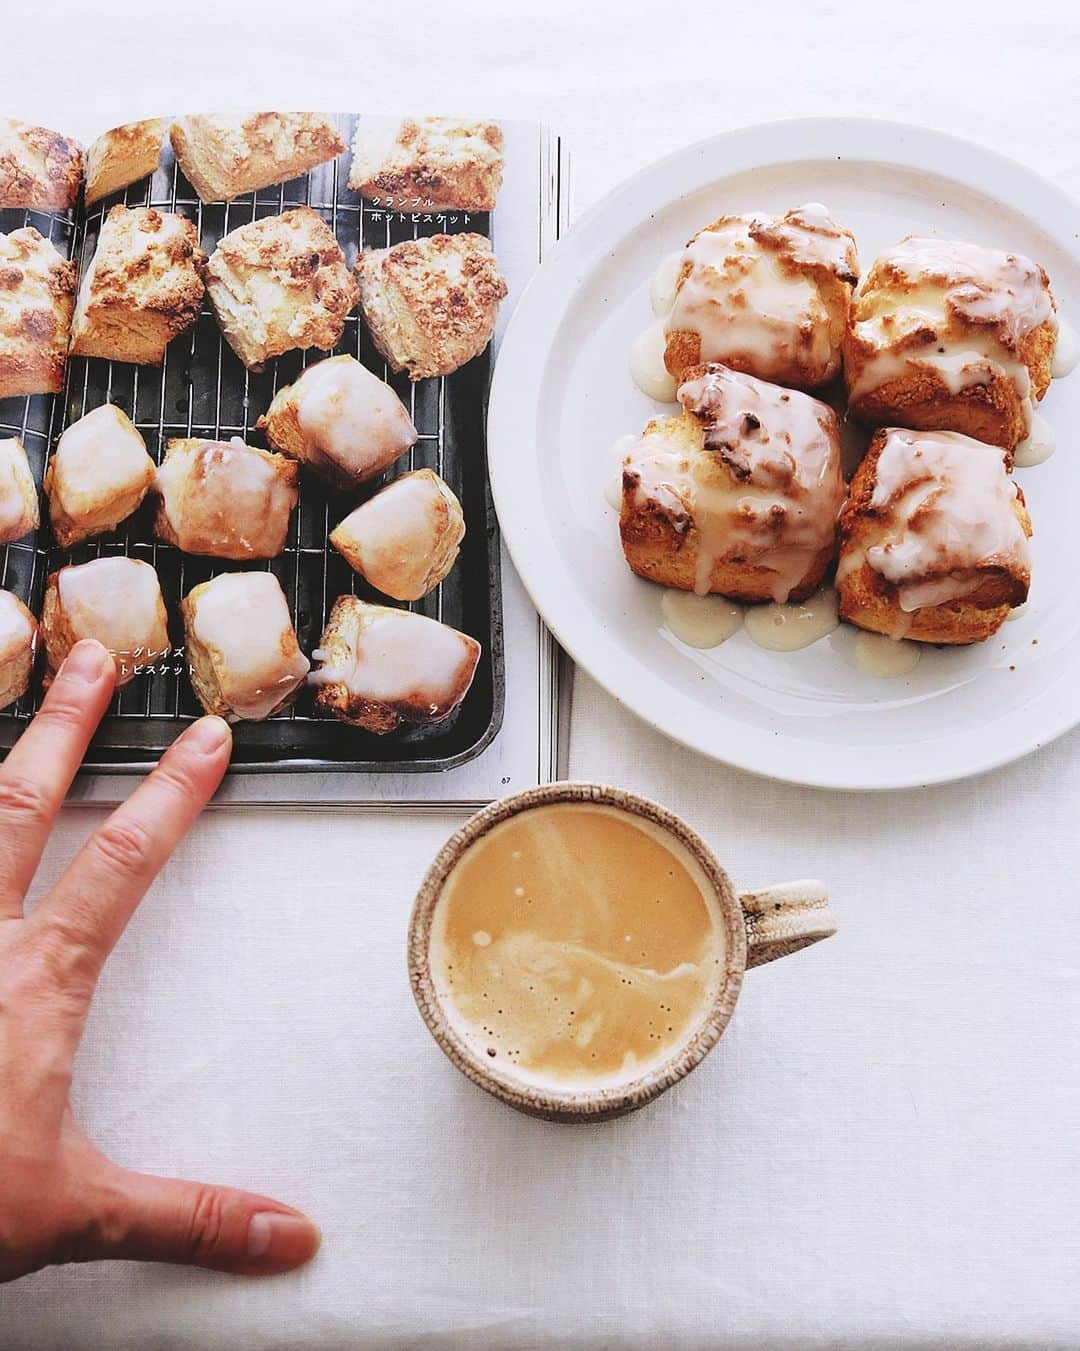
[408,782,837,1122]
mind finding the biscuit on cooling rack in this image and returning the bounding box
[837,427,1031,644]
[311,596,480,733]
[69,205,206,365]
[0,117,83,211]
[356,232,506,381]
[204,206,357,370]
[0,590,38,710]
[663,204,858,391]
[330,468,464,601]
[170,112,345,204]
[181,570,310,722]
[40,557,170,687]
[84,119,166,205]
[0,436,39,546]
[44,404,156,549]
[845,236,1057,454]
[0,227,76,398]
[619,363,845,604]
[348,117,504,211]
[154,437,299,560]
[257,353,417,489]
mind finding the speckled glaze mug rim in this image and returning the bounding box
[407,781,749,1123]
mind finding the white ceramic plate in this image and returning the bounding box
[487,118,1080,790]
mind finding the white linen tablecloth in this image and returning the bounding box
[3,2,1080,1345]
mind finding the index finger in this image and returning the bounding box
[0,640,116,921]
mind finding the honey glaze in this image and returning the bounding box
[630,322,678,403]
[743,588,839,652]
[1013,412,1055,468]
[430,803,726,1090]
[661,589,743,648]
[852,631,921,678]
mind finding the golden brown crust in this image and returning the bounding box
[0,227,76,397]
[844,239,1056,454]
[836,430,1031,644]
[69,206,206,364]
[663,207,858,389]
[204,206,357,370]
[84,119,166,205]
[355,233,506,380]
[347,117,504,211]
[618,406,840,604]
[170,112,345,203]
[0,118,83,211]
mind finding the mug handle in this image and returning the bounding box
[739,880,836,969]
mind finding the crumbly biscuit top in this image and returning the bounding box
[173,112,344,181]
[349,117,504,209]
[83,206,205,322]
[364,231,505,344]
[207,206,356,325]
[0,118,83,210]
[0,227,76,349]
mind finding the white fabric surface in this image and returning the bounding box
[3,1,1080,1345]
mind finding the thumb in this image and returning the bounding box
[88,1168,321,1276]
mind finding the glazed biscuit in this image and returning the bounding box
[256,353,417,489]
[347,117,504,211]
[154,437,299,560]
[311,596,480,733]
[181,570,309,722]
[0,437,40,545]
[0,590,38,709]
[170,112,345,203]
[204,206,357,370]
[40,556,170,686]
[330,469,465,601]
[84,119,166,205]
[356,233,506,381]
[845,237,1057,454]
[837,427,1031,644]
[70,206,206,365]
[663,203,858,390]
[0,118,83,210]
[44,405,156,548]
[0,227,76,398]
[619,363,845,604]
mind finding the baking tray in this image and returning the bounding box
[0,113,504,773]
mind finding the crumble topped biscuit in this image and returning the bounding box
[204,206,358,370]
[356,232,507,381]
[619,363,845,604]
[69,205,206,365]
[0,118,83,211]
[837,427,1031,644]
[0,227,76,397]
[84,119,166,205]
[845,236,1057,453]
[348,117,504,211]
[663,203,859,390]
[170,112,345,203]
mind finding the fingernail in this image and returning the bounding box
[182,716,231,754]
[60,639,112,685]
[246,1211,321,1269]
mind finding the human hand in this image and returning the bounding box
[0,639,320,1284]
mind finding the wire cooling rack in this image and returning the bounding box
[0,113,504,772]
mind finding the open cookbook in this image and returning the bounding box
[0,113,571,805]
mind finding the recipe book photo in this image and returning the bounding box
[0,112,571,807]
